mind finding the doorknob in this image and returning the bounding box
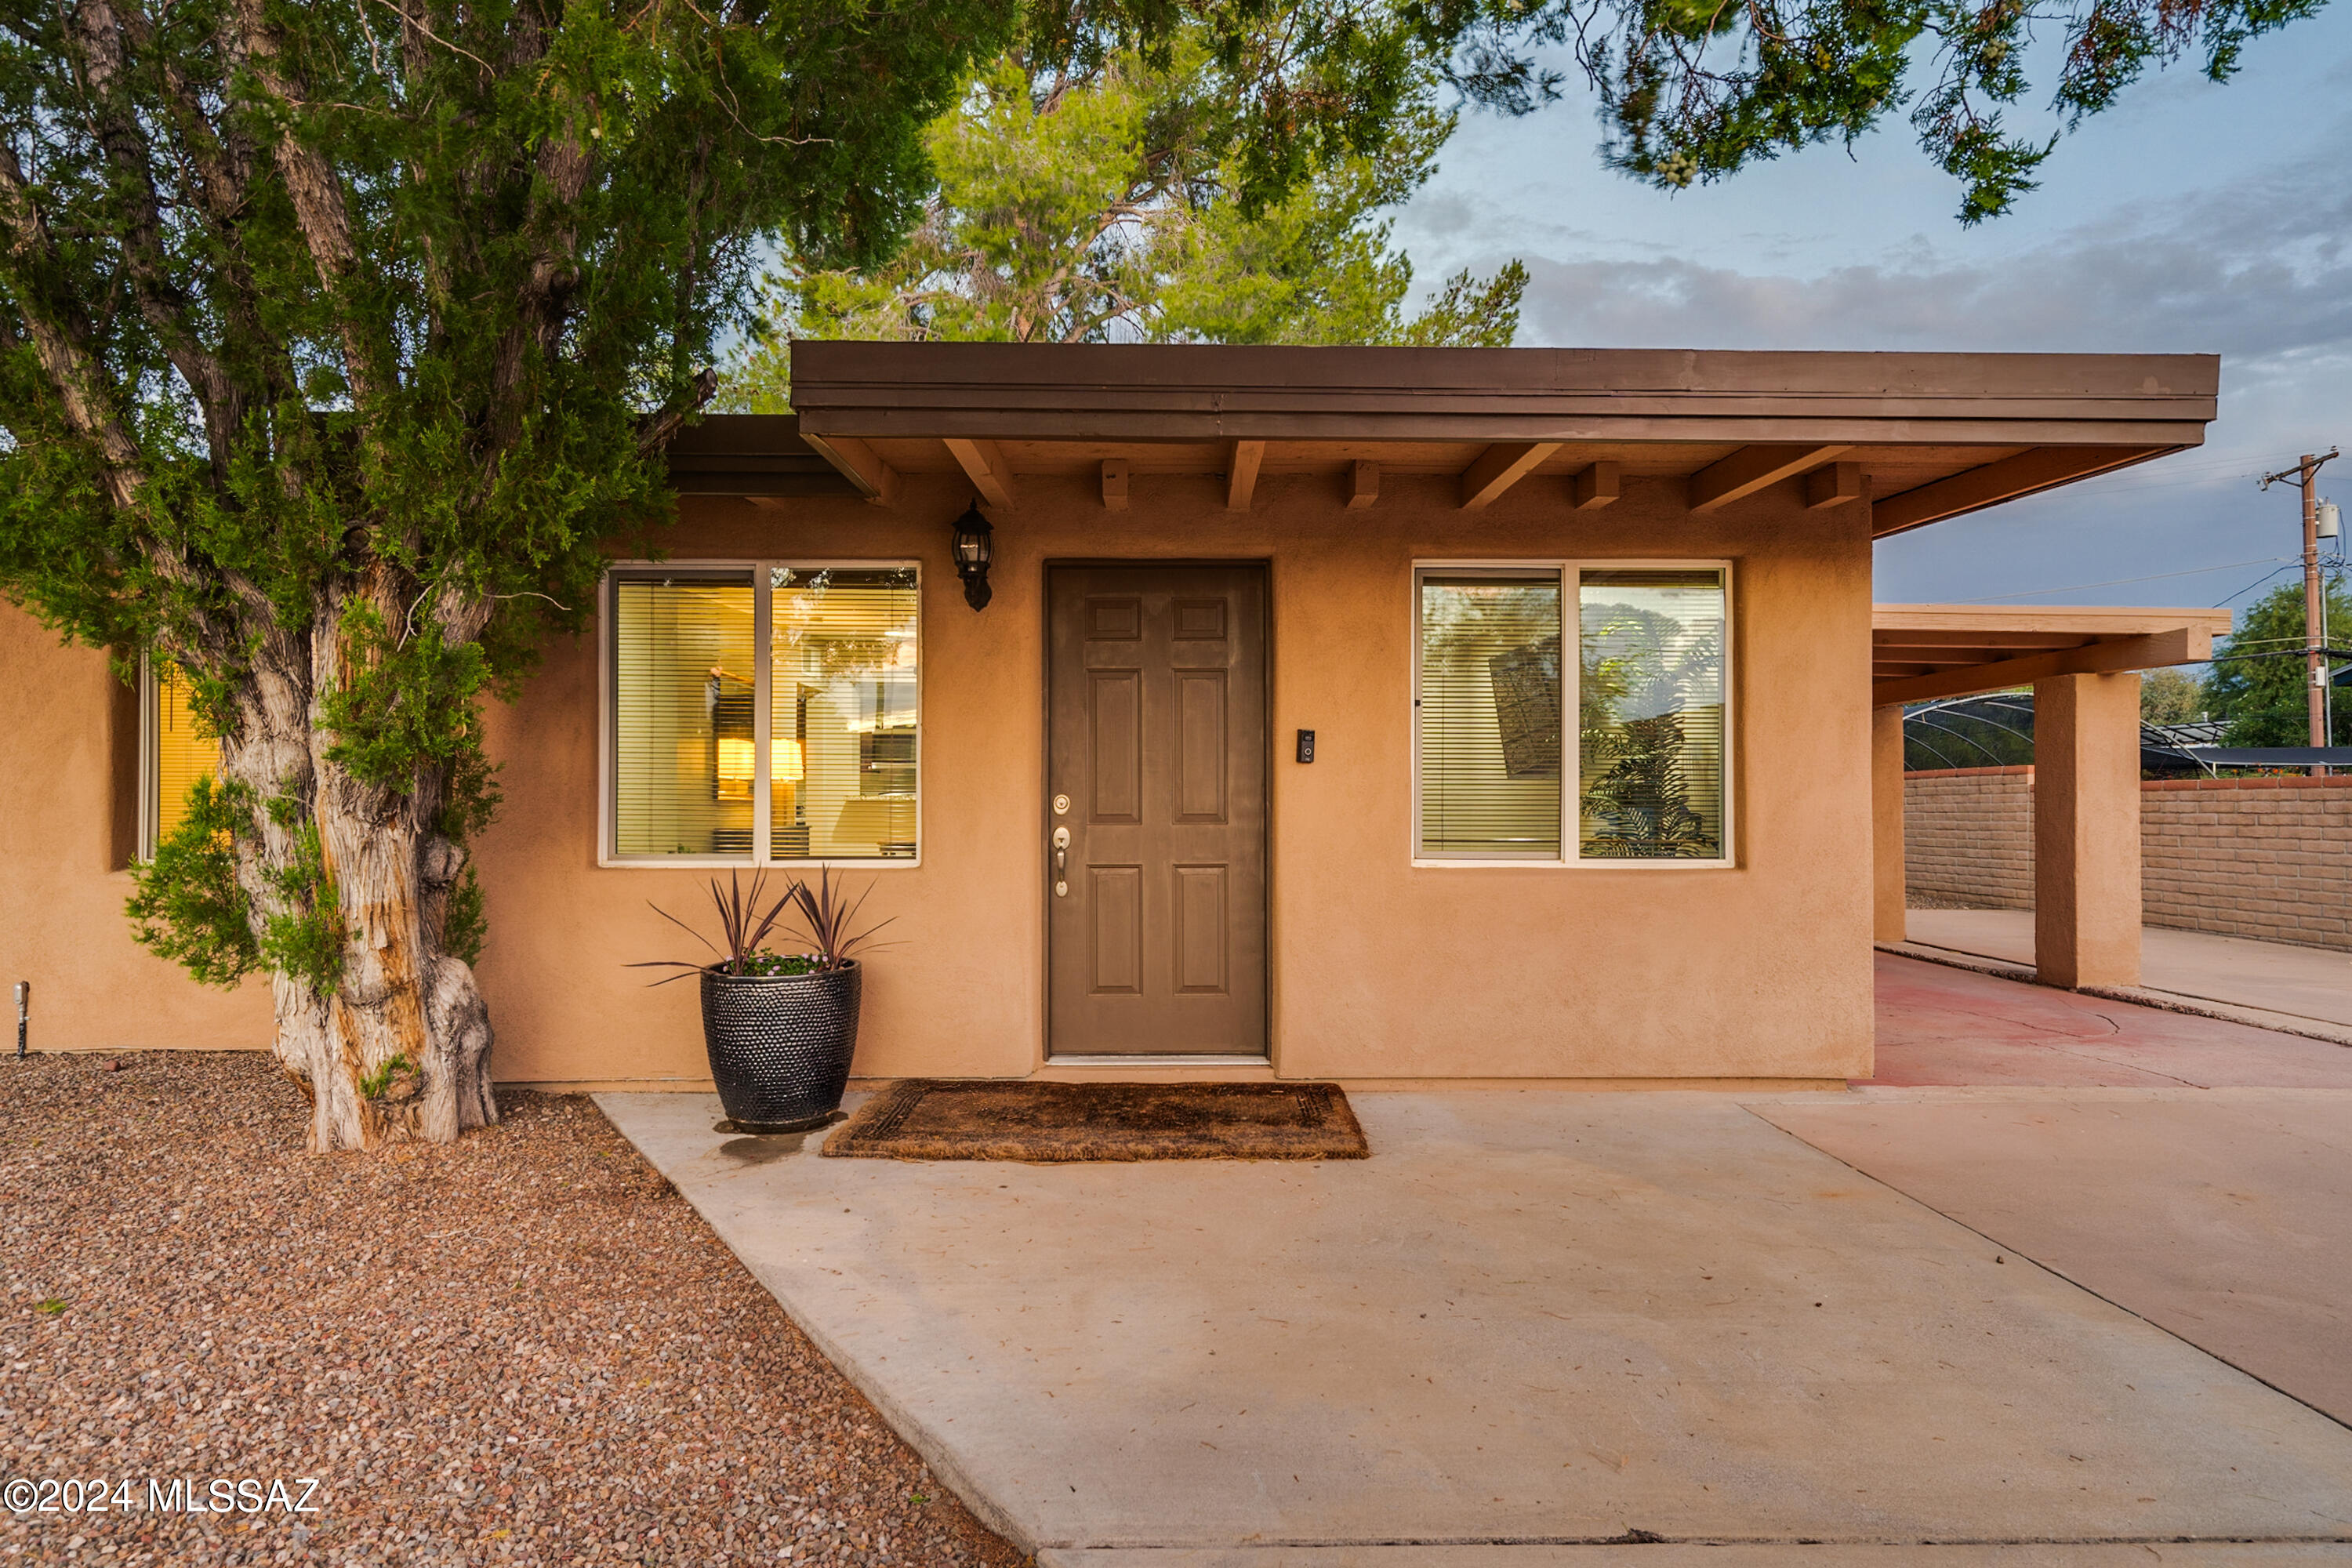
[1052,825,1070,873]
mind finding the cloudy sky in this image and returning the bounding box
[1394,10,2352,615]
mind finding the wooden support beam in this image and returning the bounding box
[799,433,900,506]
[1806,461,1863,510]
[1571,460,1620,510]
[1870,627,2209,706]
[942,437,1018,511]
[1225,439,1265,511]
[1688,444,1850,513]
[1458,441,1559,510]
[1871,446,2169,537]
[1348,460,1379,510]
[1873,630,2099,651]
[1101,458,1129,512]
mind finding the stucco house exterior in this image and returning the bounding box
[0,343,2219,1090]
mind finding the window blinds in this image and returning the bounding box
[1417,573,1564,858]
[151,662,222,851]
[612,574,757,858]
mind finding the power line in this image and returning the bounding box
[2215,564,2299,606]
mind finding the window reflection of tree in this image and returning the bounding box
[1580,600,1724,858]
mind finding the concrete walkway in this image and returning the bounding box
[1904,908,2352,1030]
[599,1085,2352,1563]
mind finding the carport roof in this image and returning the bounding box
[1872,604,2234,706]
[670,343,2220,539]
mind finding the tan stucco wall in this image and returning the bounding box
[1,466,1876,1083]
[0,603,274,1051]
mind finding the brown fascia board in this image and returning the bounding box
[664,412,862,497]
[785,341,2218,448]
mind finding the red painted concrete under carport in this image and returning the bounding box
[1868,952,2352,1088]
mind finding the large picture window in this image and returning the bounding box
[1413,563,1730,866]
[606,564,920,865]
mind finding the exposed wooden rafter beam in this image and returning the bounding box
[1348,460,1379,510]
[1459,441,1560,510]
[1689,444,1850,513]
[1871,626,2212,706]
[1873,630,2095,652]
[798,433,899,506]
[1101,458,1129,512]
[1572,461,1619,510]
[1871,446,2170,538]
[1806,461,1863,511]
[943,437,1018,511]
[1226,439,1265,511]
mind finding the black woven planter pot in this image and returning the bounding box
[699,961,862,1133]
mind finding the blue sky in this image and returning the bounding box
[1393,11,2352,615]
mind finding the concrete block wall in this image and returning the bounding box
[2141,777,2352,952]
[1904,768,2352,953]
[1903,767,2034,911]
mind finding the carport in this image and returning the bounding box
[1870,604,2233,988]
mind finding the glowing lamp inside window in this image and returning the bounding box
[773,737,805,784]
[714,736,755,800]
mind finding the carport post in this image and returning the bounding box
[2033,672,2143,989]
[1871,703,1907,945]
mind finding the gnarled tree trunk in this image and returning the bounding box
[217,583,498,1152]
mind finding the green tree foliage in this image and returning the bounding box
[0,0,1011,1148]
[1417,0,2330,223]
[2201,576,2352,746]
[2140,667,2202,725]
[125,777,260,989]
[722,29,1524,394]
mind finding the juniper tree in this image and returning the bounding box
[0,0,1011,1149]
[1412,0,2330,223]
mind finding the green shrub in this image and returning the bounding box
[125,776,260,988]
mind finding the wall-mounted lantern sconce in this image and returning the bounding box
[951,503,994,611]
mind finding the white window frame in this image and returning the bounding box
[597,559,924,870]
[1410,558,1736,869]
[136,652,164,862]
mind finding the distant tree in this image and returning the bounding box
[2141,668,2203,725]
[720,28,1525,399]
[2201,577,2352,746]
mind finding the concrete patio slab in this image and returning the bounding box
[1904,909,2352,1030]
[597,1090,2352,1559]
[1753,1090,2352,1426]
[1869,953,2352,1088]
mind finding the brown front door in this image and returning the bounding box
[1047,564,1269,1057]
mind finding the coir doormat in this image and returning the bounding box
[820,1079,1370,1162]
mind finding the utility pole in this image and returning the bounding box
[2260,448,2339,775]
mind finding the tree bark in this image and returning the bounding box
[217,592,499,1152]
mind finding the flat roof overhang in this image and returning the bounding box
[681,343,2220,539]
[1872,604,2234,706]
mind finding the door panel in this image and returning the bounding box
[1048,564,1269,1057]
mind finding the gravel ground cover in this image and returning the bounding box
[1,1051,1026,1568]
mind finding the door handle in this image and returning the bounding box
[1052,825,1070,873]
